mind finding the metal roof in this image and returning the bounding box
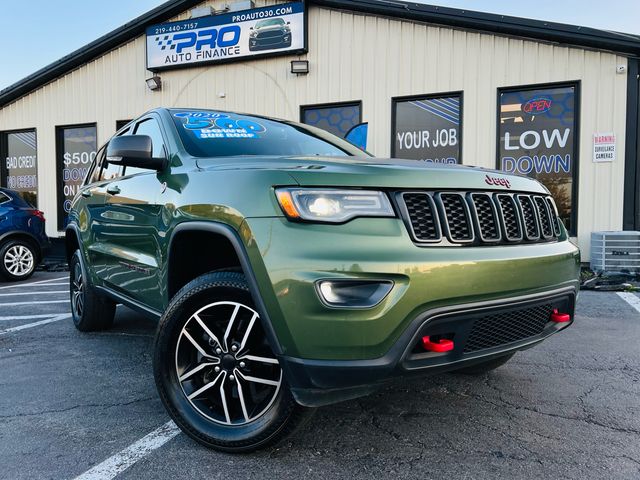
[1,0,639,108]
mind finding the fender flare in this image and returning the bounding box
[167,221,284,356]
[64,224,83,264]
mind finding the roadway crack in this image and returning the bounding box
[0,396,156,419]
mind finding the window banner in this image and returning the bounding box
[302,103,362,139]
[57,126,97,230]
[498,85,577,231]
[1,131,38,206]
[392,95,462,164]
[146,2,306,70]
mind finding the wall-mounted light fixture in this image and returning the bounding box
[291,60,309,75]
[146,75,162,91]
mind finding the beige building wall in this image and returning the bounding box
[0,0,629,260]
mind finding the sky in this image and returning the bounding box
[1,0,639,91]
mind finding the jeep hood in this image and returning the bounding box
[196,155,548,194]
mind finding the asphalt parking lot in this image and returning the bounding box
[1,272,639,480]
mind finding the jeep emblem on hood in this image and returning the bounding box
[485,174,511,188]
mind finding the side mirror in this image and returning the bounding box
[287,21,291,25]
[250,27,254,30]
[106,135,167,171]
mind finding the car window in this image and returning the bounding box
[171,110,366,158]
[0,191,10,204]
[86,145,106,185]
[256,18,285,28]
[124,117,166,176]
[100,143,123,181]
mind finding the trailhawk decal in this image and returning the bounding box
[173,112,266,139]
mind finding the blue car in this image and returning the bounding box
[0,188,49,281]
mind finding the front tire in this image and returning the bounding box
[0,239,37,281]
[154,271,310,452]
[70,250,116,331]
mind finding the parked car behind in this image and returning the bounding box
[0,187,49,281]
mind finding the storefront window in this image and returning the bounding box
[497,84,578,233]
[56,124,97,230]
[301,102,362,139]
[392,93,462,164]
[0,130,38,206]
[116,119,133,131]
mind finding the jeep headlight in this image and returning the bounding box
[275,188,395,223]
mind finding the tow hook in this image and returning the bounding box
[550,309,571,323]
[422,336,454,352]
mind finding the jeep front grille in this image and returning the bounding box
[463,304,554,353]
[399,191,561,246]
[403,193,440,242]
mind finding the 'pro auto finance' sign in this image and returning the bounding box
[146,2,306,70]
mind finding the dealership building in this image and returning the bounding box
[1,0,640,260]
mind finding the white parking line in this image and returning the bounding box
[0,299,69,307]
[617,292,640,314]
[0,290,68,297]
[0,314,64,321]
[73,421,181,480]
[0,276,69,290]
[0,313,71,335]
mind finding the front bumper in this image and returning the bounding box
[281,287,575,406]
[249,34,291,50]
[241,217,580,404]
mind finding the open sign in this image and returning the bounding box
[523,97,553,115]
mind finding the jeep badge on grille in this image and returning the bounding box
[485,174,511,188]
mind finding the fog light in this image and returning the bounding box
[316,280,393,308]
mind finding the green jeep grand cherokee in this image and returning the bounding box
[67,108,580,452]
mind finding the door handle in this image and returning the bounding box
[106,185,121,195]
[81,190,92,198]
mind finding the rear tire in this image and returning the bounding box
[70,250,116,331]
[0,239,37,281]
[453,352,515,375]
[154,271,311,452]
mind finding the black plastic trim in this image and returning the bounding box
[96,286,162,319]
[283,285,577,406]
[495,193,524,242]
[468,192,502,243]
[397,191,442,243]
[167,221,284,356]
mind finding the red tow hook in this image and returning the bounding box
[550,309,571,323]
[422,336,454,352]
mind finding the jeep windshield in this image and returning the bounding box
[255,18,285,29]
[171,110,365,158]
